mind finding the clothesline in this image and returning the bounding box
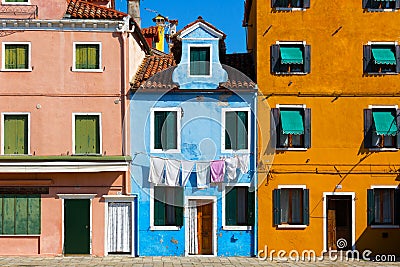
[132,151,251,163]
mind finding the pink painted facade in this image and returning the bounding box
[0,0,146,256]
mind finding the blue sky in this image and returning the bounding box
[115,0,247,54]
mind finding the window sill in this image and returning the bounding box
[150,226,181,231]
[150,149,180,154]
[368,148,398,152]
[364,72,398,76]
[1,68,32,72]
[72,68,103,73]
[276,147,308,151]
[222,226,252,231]
[273,7,306,11]
[274,72,308,75]
[0,234,40,237]
[72,153,102,156]
[277,224,307,229]
[367,8,397,12]
[1,3,30,6]
[370,225,399,229]
[221,149,250,154]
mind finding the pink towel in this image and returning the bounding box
[210,160,225,183]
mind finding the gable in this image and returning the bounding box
[179,22,224,40]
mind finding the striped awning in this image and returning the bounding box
[280,109,304,135]
[280,46,304,64]
[372,46,396,65]
[372,110,397,136]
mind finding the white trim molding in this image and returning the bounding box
[1,112,31,155]
[184,196,217,257]
[221,107,251,154]
[72,112,102,155]
[1,0,30,5]
[150,107,181,154]
[103,195,136,256]
[322,192,356,252]
[369,185,399,229]
[222,183,252,231]
[1,42,32,71]
[72,42,103,72]
[179,21,224,40]
[187,44,213,78]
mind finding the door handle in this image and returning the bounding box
[85,225,89,229]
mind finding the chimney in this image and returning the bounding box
[128,0,141,27]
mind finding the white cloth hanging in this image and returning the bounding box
[148,157,165,184]
[181,160,195,186]
[225,157,238,181]
[165,159,181,186]
[188,200,198,255]
[107,202,131,253]
[238,154,249,174]
[196,162,210,189]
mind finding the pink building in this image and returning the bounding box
[0,0,146,256]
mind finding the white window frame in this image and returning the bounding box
[72,42,103,72]
[275,104,308,151]
[103,195,136,256]
[1,112,30,155]
[277,185,307,229]
[1,0,30,5]
[1,42,32,72]
[370,185,399,229]
[221,107,251,153]
[367,105,398,152]
[150,107,181,153]
[222,183,253,231]
[72,113,102,155]
[187,44,213,78]
[149,184,181,231]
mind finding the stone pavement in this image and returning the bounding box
[0,256,398,267]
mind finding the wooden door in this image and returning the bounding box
[197,201,213,255]
[327,209,337,250]
[64,199,90,254]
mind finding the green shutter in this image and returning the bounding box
[76,44,99,69]
[367,189,374,226]
[87,45,99,69]
[247,190,255,226]
[5,45,16,69]
[27,195,40,234]
[16,45,28,69]
[174,187,184,226]
[0,196,2,234]
[303,189,310,226]
[225,112,236,150]
[154,187,166,226]
[3,195,15,234]
[273,189,281,226]
[4,115,28,155]
[237,111,248,150]
[225,187,237,226]
[75,45,87,69]
[15,195,28,234]
[165,111,177,150]
[75,115,99,154]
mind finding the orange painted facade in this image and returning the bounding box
[246,0,400,257]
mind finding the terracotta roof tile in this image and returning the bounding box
[66,0,127,20]
[142,26,158,36]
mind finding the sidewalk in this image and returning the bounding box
[0,256,398,266]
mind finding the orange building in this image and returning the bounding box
[245,0,400,258]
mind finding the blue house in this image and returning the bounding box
[130,17,257,256]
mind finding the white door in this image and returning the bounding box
[107,202,132,253]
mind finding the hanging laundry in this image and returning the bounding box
[225,157,238,181]
[196,162,210,189]
[210,159,225,183]
[238,154,249,174]
[165,159,181,186]
[148,157,165,184]
[181,160,195,187]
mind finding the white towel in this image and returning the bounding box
[238,154,249,174]
[196,162,210,189]
[148,157,165,185]
[181,160,195,186]
[165,159,181,186]
[225,157,238,181]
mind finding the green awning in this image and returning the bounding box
[280,109,304,135]
[280,46,303,64]
[372,46,396,65]
[372,110,397,136]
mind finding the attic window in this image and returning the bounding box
[189,46,211,76]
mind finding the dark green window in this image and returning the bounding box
[4,114,28,155]
[75,115,100,154]
[154,186,183,226]
[273,188,309,226]
[153,111,178,150]
[225,186,254,226]
[4,44,29,70]
[225,111,249,150]
[190,47,210,76]
[5,0,28,2]
[0,194,41,235]
[367,188,400,226]
[75,44,100,70]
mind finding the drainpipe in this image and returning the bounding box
[128,193,140,256]
[253,85,258,257]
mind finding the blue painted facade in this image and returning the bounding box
[130,21,257,256]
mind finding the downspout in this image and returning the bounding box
[253,85,258,257]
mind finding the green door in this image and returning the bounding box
[64,199,90,254]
